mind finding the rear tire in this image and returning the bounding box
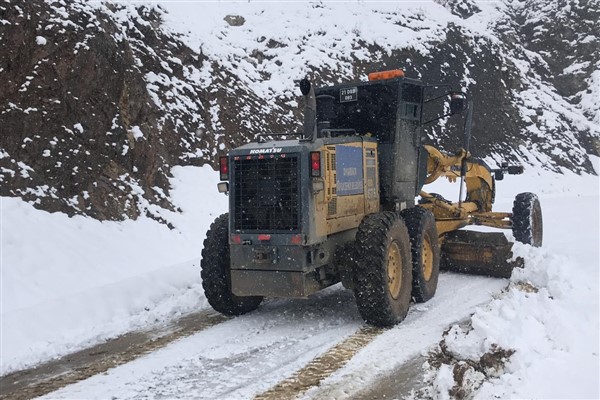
[512,193,543,247]
[201,214,263,315]
[400,207,440,303]
[353,212,413,327]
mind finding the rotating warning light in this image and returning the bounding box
[368,69,405,81]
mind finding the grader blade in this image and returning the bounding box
[441,230,523,279]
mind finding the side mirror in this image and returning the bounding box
[450,93,467,115]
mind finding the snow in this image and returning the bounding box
[433,364,455,400]
[1,0,598,397]
[0,165,226,374]
[130,125,144,140]
[73,123,83,133]
[2,162,598,398]
[157,1,457,100]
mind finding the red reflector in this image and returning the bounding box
[230,234,241,244]
[290,234,302,245]
[219,156,229,180]
[310,151,321,177]
[258,234,271,241]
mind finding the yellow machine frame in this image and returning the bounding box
[419,145,512,238]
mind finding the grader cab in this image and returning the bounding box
[200,69,543,327]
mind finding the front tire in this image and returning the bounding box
[200,214,263,315]
[400,207,440,303]
[353,212,413,327]
[512,193,543,247]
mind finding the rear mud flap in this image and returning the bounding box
[441,231,523,279]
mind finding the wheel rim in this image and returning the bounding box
[387,241,402,299]
[422,235,433,281]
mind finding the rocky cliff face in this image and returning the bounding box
[0,0,288,221]
[499,0,600,155]
[1,0,597,221]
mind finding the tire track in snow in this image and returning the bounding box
[254,325,384,400]
[0,310,228,400]
[30,275,506,399]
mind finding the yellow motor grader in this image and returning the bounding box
[201,69,543,327]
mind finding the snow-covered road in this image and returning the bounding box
[39,273,505,400]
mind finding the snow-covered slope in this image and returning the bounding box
[1,0,598,220]
[158,0,598,171]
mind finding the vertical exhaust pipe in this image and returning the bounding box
[299,78,317,141]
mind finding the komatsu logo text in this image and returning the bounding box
[249,148,283,155]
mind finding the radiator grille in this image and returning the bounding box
[233,155,299,231]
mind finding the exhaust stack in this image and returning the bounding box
[299,78,317,141]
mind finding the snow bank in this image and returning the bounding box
[418,159,600,399]
[0,165,226,374]
[428,240,599,399]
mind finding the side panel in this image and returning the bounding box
[390,82,423,203]
[364,141,379,214]
[314,140,379,236]
[378,82,424,207]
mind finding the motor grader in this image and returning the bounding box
[200,69,543,327]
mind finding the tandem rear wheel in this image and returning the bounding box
[352,212,413,327]
[400,207,440,303]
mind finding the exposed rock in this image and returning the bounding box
[435,0,482,19]
[224,15,245,27]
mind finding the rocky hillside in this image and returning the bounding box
[1,0,597,221]
[0,0,289,221]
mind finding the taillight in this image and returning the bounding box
[258,234,271,241]
[219,156,228,180]
[290,234,302,245]
[310,151,321,177]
